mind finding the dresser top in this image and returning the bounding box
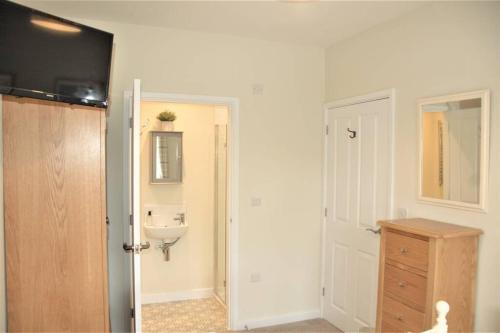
[378,218,483,239]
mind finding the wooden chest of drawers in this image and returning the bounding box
[375,219,482,333]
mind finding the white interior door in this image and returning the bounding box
[131,79,143,332]
[124,79,148,332]
[323,97,392,332]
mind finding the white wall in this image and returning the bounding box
[69,19,325,330]
[0,14,325,329]
[140,102,216,298]
[325,2,500,331]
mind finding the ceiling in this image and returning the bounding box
[18,1,425,47]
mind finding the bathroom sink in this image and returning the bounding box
[143,205,188,242]
[144,224,188,242]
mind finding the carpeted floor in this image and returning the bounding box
[249,319,341,332]
[142,297,342,333]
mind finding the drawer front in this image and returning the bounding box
[384,264,427,311]
[381,319,408,333]
[382,294,425,332]
[385,231,429,271]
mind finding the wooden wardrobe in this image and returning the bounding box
[376,218,482,333]
[2,96,109,332]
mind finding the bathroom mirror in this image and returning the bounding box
[151,131,183,184]
[418,90,490,211]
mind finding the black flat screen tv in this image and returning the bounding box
[0,1,113,108]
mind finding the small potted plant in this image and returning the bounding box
[157,110,176,131]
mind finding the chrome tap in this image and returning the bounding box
[173,212,185,225]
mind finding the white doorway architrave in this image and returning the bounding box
[320,89,395,330]
[123,89,240,331]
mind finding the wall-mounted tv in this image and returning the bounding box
[0,1,113,108]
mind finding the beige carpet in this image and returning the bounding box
[142,297,342,333]
[249,319,341,332]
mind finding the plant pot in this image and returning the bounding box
[160,121,174,131]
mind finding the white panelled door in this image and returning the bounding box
[124,79,150,332]
[131,79,143,332]
[323,97,392,332]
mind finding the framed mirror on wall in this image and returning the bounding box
[151,131,183,184]
[418,90,490,212]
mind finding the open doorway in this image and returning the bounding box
[123,89,239,332]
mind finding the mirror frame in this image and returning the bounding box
[418,89,490,212]
[150,131,183,184]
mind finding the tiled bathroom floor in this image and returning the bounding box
[142,297,342,333]
[142,297,227,333]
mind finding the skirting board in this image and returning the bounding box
[142,288,214,304]
[235,309,321,330]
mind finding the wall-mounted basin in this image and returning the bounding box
[144,224,188,242]
[143,204,188,242]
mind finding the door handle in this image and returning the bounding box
[123,242,134,252]
[139,241,151,250]
[365,228,381,235]
[123,242,150,253]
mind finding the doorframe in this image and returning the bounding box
[123,90,240,331]
[319,89,395,319]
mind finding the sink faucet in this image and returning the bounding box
[174,213,185,225]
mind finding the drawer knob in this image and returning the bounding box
[398,281,407,288]
[397,315,404,322]
[400,247,408,254]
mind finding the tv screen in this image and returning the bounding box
[0,1,113,108]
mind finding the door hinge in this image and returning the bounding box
[129,117,133,128]
[322,287,325,296]
[130,308,135,318]
[324,208,328,217]
[106,216,110,225]
[223,280,226,287]
[129,214,133,225]
[326,125,329,135]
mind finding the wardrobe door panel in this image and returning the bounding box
[3,96,108,332]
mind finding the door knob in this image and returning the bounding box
[123,242,150,253]
[123,242,134,252]
[139,241,151,250]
